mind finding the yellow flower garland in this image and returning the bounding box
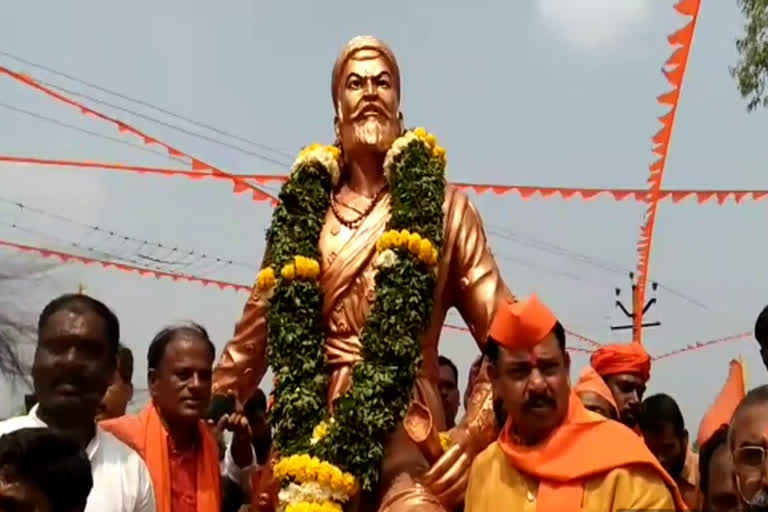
[292,143,342,186]
[376,229,438,266]
[257,256,321,291]
[285,501,343,512]
[274,455,359,499]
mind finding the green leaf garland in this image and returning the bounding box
[264,132,446,495]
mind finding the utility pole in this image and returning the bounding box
[77,283,86,294]
[610,272,661,339]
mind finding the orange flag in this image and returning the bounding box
[697,358,747,447]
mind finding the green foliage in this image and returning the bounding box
[732,0,768,111]
[266,138,446,493]
[318,140,444,491]
[266,162,332,457]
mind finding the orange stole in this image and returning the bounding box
[498,393,687,511]
[100,404,221,512]
[250,461,279,512]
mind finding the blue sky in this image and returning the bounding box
[0,0,765,433]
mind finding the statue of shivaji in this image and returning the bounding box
[212,35,514,512]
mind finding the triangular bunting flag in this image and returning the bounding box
[675,0,701,17]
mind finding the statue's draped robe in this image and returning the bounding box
[212,184,513,510]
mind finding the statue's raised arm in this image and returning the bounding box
[212,249,271,403]
[211,36,513,512]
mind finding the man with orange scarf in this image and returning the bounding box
[590,340,651,429]
[102,323,232,512]
[465,296,686,512]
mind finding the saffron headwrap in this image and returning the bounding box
[489,295,557,350]
[574,366,618,415]
[590,342,651,382]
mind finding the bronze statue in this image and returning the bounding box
[212,35,513,512]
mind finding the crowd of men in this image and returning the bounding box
[2,293,768,511]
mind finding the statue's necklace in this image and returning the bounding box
[330,185,388,229]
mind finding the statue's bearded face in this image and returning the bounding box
[335,49,402,157]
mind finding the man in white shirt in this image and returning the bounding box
[0,293,156,512]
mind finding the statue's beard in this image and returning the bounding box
[340,116,400,155]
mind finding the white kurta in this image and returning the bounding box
[0,405,156,512]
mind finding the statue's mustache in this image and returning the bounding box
[352,101,390,121]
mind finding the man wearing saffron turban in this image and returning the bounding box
[590,342,651,428]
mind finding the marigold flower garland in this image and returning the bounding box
[259,128,446,510]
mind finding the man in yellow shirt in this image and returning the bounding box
[465,295,687,512]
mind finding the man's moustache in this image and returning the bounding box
[522,395,555,411]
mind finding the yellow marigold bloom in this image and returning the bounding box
[419,242,437,265]
[311,421,329,443]
[342,473,358,495]
[397,229,411,247]
[378,231,395,251]
[418,238,433,256]
[425,133,437,148]
[256,267,276,291]
[306,258,320,279]
[426,249,439,266]
[413,127,427,138]
[297,255,315,279]
[322,503,343,512]
[407,233,422,254]
[317,465,332,487]
[385,232,395,248]
[433,145,446,161]
[330,473,344,492]
[327,145,341,159]
[297,143,317,159]
[281,263,296,281]
[305,463,317,481]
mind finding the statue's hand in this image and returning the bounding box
[418,428,475,507]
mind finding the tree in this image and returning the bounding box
[732,0,768,111]
[0,259,56,384]
[0,311,30,380]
